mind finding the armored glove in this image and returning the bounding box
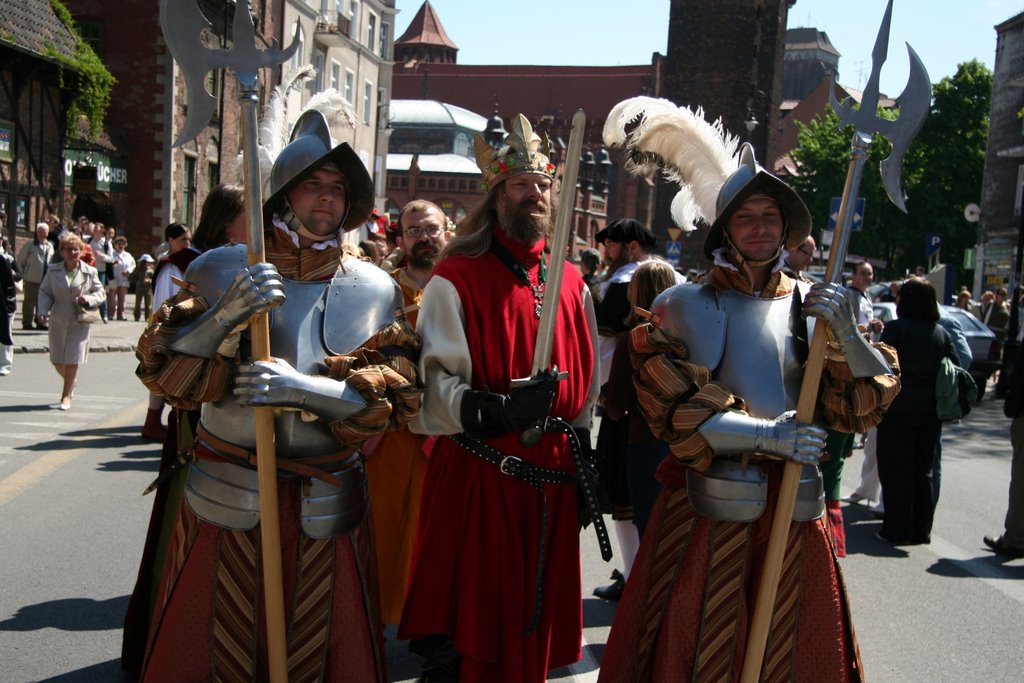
[803,282,891,378]
[170,263,286,358]
[234,357,367,423]
[697,409,827,465]
[460,369,558,440]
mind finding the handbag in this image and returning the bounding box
[935,356,977,421]
[76,303,102,325]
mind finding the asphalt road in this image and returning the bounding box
[1,348,1022,681]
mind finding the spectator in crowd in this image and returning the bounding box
[364,198,448,625]
[783,234,815,278]
[877,280,900,303]
[109,237,135,321]
[142,223,193,441]
[981,287,1011,360]
[593,218,662,601]
[875,277,956,545]
[602,259,678,537]
[190,183,245,251]
[132,255,155,322]
[36,233,105,410]
[985,343,1024,558]
[87,222,113,322]
[579,247,602,299]
[16,222,54,330]
[0,244,15,375]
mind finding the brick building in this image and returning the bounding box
[977,11,1024,290]
[0,0,82,246]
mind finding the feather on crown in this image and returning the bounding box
[603,96,740,233]
[473,114,557,191]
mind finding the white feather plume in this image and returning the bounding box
[603,96,739,232]
[234,65,317,188]
[302,89,357,130]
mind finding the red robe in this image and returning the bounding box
[398,226,597,683]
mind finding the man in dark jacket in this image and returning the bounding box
[984,344,1024,557]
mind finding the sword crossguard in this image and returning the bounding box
[160,0,300,148]
[828,0,931,213]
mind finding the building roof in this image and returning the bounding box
[393,63,655,142]
[395,1,458,50]
[387,153,480,175]
[785,27,840,57]
[0,0,79,63]
[389,99,487,130]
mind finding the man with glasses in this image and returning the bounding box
[784,235,816,279]
[365,199,448,626]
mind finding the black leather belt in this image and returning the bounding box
[449,418,612,635]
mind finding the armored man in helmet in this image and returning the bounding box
[133,110,420,682]
[398,115,599,682]
[597,144,900,682]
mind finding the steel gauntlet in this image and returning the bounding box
[803,282,892,378]
[233,358,367,423]
[170,263,286,358]
[697,409,827,465]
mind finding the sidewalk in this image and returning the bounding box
[12,309,146,354]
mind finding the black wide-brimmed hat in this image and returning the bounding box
[703,143,811,260]
[264,110,374,230]
[595,218,658,250]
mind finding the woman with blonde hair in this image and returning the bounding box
[37,233,105,409]
[606,260,681,535]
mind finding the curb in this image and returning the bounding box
[14,344,138,354]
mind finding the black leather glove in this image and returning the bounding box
[460,370,558,440]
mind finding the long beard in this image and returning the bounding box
[498,197,555,244]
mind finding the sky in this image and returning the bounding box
[393,0,1016,98]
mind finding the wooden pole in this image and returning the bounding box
[238,74,289,683]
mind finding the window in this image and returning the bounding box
[314,50,326,91]
[291,23,305,71]
[330,61,341,91]
[367,12,377,51]
[379,23,389,58]
[363,81,373,125]
[348,0,359,39]
[183,156,197,227]
[78,21,104,59]
[208,162,220,189]
[344,70,355,103]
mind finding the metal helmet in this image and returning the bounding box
[264,110,374,230]
[703,143,811,260]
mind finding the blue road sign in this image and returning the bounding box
[925,233,943,258]
[828,196,866,232]
[666,240,681,265]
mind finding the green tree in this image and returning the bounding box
[790,60,991,283]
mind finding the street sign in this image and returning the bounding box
[667,226,683,242]
[665,240,682,266]
[828,196,866,232]
[963,247,975,269]
[925,233,943,258]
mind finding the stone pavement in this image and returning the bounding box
[11,306,147,354]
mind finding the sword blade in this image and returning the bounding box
[530,110,587,377]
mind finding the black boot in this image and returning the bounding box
[593,568,625,601]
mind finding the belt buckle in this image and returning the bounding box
[499,455,523,477]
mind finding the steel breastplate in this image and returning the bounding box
[200,258,403,458]
[654,283,805,418]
